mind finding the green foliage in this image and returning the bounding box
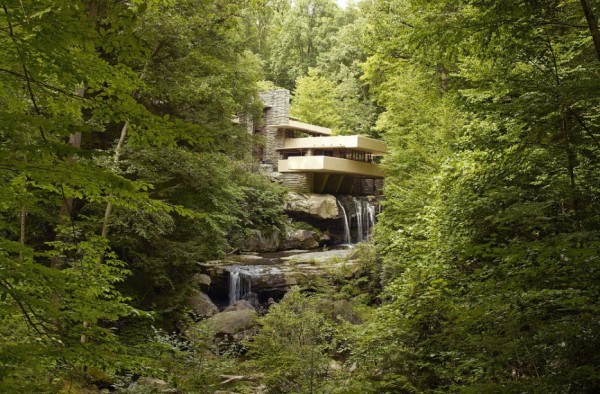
[248,288,332,393]
[291,69,342,128]
[288,3,379,135]
[0,0,270,388]
[258,0,344,89]
[0,233,141,392]
[353,0,600,392]
[140,325,237,391]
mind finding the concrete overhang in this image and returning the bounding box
[270,120,333,136]
[278,156,384,178]
[279,135,387,154]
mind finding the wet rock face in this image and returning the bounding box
[187,290,219,318]
[243,229,281,252]
[206,309,258,337]
[243,227,321,252]
[284,192,339,220]
[198,247,356,308]
[281,229,319,250]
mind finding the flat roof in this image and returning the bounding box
[277,135,387,154]
[270,120,333,136]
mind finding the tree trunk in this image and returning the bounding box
[580,0,600,63]
[19,206,25,262]
[100,120,129,238]
[562,111,578,212]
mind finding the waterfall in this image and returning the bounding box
[227,267,251,305]
[367,203,376,239]
[337,200,351,244]
[226,265,282,305]
[337,197,378,245]
[353,197,364,243]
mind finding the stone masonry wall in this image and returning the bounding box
[354,178,384,196]
[259,89,290,166]
[259,89,290,125]
[281,173,314,193]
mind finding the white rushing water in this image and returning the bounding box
[367,203,376,240]
[338,197,378,244]
[337,200,352,244]
[226,265,282,305]
[228,267,251,305]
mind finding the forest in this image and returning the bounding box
[1,0,599,393]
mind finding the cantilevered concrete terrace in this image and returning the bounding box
[277,135,386,178]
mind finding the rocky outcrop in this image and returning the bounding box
[284,192,339,219]
[191,273,211,291]
[281,229,319,250]
[242,227,320,252]
[187,290,218,318]
[243,229,281,252]
[224,300,255,312]
[199,248,355,307]
[206,309,258,338]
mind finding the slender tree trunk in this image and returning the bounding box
[562,111,578,212]
[100,120,129,238]
[53,88,85,270]
[437,64,448,92]
[580,0,600,63]
[97,41,161,240]
[19,206,25,262]
[76,0,99,346]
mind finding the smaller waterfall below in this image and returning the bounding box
[337,200,352,244]
[228,267,251,305]
[226,265,283,305]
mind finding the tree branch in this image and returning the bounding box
[580,0,600,63]
[1,2,47,141]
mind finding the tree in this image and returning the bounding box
[291,69,342,128]
[0,0,272,388]
[290,3,379,135]
[264,0,343,89]
[248,289,331,394]
[354,0,600,392]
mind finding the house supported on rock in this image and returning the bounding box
[249,89,385,195]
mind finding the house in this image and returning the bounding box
[249,89,385,195]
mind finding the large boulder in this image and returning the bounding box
[281,229,319,250]
[191,273,211,291]
[284,192,339,220]
[224,300,255,312]
[206,309,258,337]
[243,229,281,252]
[187,290,219,318]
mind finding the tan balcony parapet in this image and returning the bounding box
[270,120,333,136]
[279,135,386,154]
[279,156,384,178]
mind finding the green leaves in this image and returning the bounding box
[354,0,600,392]
[248,289,332,393]
[0,0,266,388]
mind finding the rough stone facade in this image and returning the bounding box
[260,90,290,166]
[354,178,384,196]
[264,126,286,166]
[260,89,290,168]
[281,173,314,193]
[260,89,290,125]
